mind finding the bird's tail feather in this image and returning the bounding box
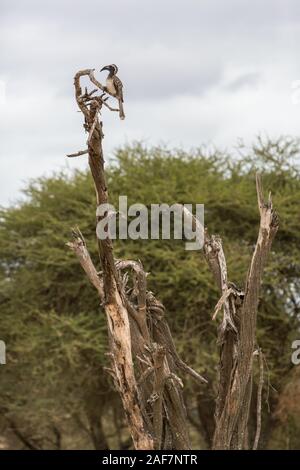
[119,100,125,120]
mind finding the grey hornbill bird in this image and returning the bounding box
[100,64,125,120]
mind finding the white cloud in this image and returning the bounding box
[0,0,300,205]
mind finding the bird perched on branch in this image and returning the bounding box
[100,64,125,120]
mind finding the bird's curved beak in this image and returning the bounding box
[100,66,110,72]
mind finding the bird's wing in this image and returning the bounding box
[113,75,124,102]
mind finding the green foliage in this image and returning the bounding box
[0,137,299,448]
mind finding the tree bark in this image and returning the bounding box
[212,175,279,449]
[67,70,206,450]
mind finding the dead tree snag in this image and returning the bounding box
[179,175,279,449]
[67,69,206,450]
[66,68,277,450]
[211,175,279,450]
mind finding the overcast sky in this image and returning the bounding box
[0,0,299,205]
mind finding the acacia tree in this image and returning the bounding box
[67,69,278,450]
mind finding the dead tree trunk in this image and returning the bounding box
[66,69,206,450]
[66,69,277,450]
[179,178,278,449]
[182,176,278,449]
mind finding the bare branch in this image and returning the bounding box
[253,349,264,450]
[66,228,104,301]
[152,345,166,449]
[66,149,88,158]
[87,108,100,145]
[116,259,149,341]
[212,287,234,320]
[101,100,120,112]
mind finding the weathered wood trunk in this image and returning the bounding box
[67,69,206,450]
[67,70,278,450]
[209,176,279,449]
